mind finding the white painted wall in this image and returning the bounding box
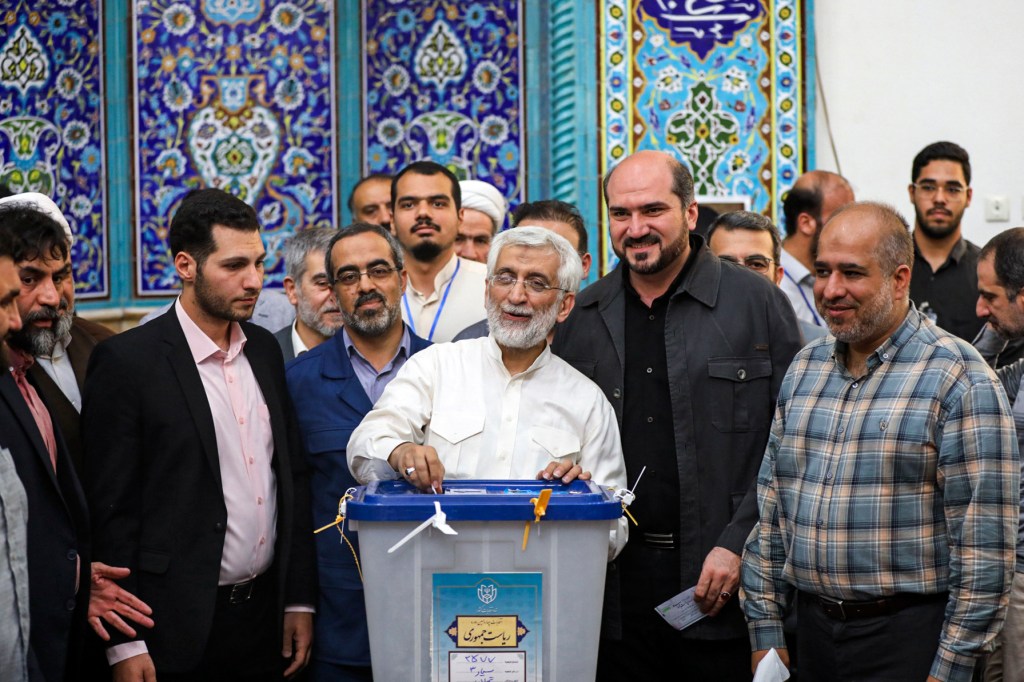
[812,0,1024,247]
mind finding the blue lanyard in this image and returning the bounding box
[783,270,823,326]
[402,258,461,342]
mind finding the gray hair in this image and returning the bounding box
[284,227,338,281]
[486,226,583,294]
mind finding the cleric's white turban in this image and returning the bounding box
[0,192,74,245]
[459,179,507,231]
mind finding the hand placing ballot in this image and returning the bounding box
[389,442,445,493]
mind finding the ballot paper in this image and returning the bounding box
[752,648,791,682]
[654,586,707,631]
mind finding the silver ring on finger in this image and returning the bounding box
[404,466,416,477]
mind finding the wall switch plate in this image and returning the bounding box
[986,195,1010,221]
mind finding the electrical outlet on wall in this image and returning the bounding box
[986,196,1010,222]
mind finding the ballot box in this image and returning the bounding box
[347,479,623,682]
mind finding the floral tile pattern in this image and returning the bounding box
[363,0,524,206]
[0,0,107,298]
[600,0,809,271]
[133,0,337,295]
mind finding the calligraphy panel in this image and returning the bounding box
[133,0,338,295]
[0,0,108,298]
[600,0,810,272]
[363,1,524,207]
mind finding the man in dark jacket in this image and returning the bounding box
[553,150,802,681]
[286,223,430,681]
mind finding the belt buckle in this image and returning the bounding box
[229,578,254,604]
[821,595,847,620]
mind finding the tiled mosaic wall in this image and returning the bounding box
[362,0,524,207]
[133,0,338,295]
[0,0,108,298]
[601,0,809,270]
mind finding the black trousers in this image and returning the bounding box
[797,591,946,681]
[597,543,752,681]
[161,573,283,682]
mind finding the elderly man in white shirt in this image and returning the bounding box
[348,226,628,557]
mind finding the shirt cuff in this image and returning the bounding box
[285,604,316,614]
[747,618,787,653]
[106,641,148,666]
[929,645,979,682]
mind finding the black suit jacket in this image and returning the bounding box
[0,370,90,682]
[28,316,114,477]
[81,308,316,674]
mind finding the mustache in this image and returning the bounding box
[23,300,71,323]
[355,291,386,308]
[501,304,533,317]
[413,219,440,232]
[623,234,660,248]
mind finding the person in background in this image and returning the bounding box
[907,141,981,341]
[390,161,487,343]
[779,170,855,334]
[348,174,393,233]
[274,227,343,361]
[454,179,507,264]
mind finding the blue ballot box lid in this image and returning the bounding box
[347,479,623,522]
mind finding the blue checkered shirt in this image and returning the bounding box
[741,308,1019,682]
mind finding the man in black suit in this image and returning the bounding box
[82,188,317,681]
[0,206,92,681]
[0,192,114,478]
[273,226,342,361]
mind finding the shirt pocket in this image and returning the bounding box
[530,425,581,467]
[707,357,772,432]
[428,410,485,477]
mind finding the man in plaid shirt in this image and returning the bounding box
[741,202,1019,682]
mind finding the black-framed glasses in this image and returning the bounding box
[719,254,774,273]
[912,182,966,198]
[488,272,567,295]
[334,265,397,287]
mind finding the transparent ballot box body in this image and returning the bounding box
[347,479,623,682]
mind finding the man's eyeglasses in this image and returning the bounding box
[912,182,966,198]
[488,272,568,295]
[719,255,774,273]
[333,265,397,287]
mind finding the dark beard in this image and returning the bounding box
[194,269,257,322]
[615,232,687,275]
[914,207,961,240]
[410,240,444,263]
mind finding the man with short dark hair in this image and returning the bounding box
[390,161,487,342]
[708,210,826,343]
[553,150,802,680]
[275,227,342,361]
[743,202,1017,682]
[347,174,393,232]
[908,141,981,341]
[286,222,430,681]
[780,171,855,331]
[83,188,317,680]
[0,192,114,476]
[973,227,1024,681]
[513,199,592,278]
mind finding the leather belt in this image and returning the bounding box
[218,572,270,605]
[811,591,947,621]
